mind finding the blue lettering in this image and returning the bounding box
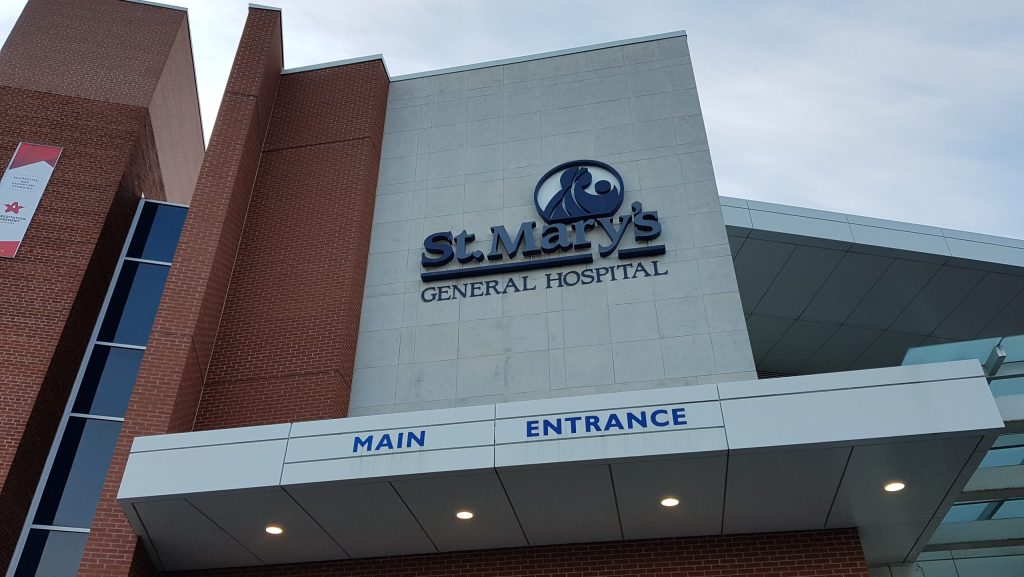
[565,416,582,433]
[408,430,426,448]
[672,407,687,426]
[651,409,670,427]
[526,420,540,437]
[489,222,540,260]
[375,434,394,450]
[503,277,522,294]
[420,287,437,302]
[353,435,373,453]
[526,407,687,440]
[545,271,564,289]
[543,419,562,436]
[354,430,428,453]
[627,411,647,429]
[422,231,454,267]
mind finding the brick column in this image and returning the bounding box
[0,0,202,571]
[194,59,390,430]
[78,6,283,577]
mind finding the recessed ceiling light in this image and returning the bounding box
[884,482,906,493]
[660,497,680,507]
[265,525,284,535]
[456,510,474,520]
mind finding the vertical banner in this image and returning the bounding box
[0,142,62,258]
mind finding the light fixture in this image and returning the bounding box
[884,481,906,493]
[456,510,474,520]
[265,525,284,535]
[660,497,680,507]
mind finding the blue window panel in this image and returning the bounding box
[97,261,169,346]
[980,446,1024,468]
[991,376,1024,397]
[126,203,187,263]
[71,346,144,418]
[993,499,1024,520]
[993,432,1024,449]
[14,529,88,577]
[901,338,1001,366]
[1001,335,1024,363]
[33,417,121,528]
[942,502,991,524]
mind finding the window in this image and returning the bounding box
[33,418,121,528]
[71,346,144,417]
[126,202,187,263]
[991,376,1024,397]
[943,499,1024,523]
[13,530,88,577]
[96,261,169,346]
[12,201,187,577]
[992,499,1024,520]
[980,446,1024,468]
[1000,335,1024,363]
[901,338,1001,366]
[943,502,994,524]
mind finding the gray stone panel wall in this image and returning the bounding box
[351,34,755,416]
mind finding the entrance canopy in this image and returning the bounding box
[118,361,1003,571]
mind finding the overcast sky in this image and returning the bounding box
[1,1,1021,238]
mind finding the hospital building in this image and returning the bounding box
[0,1,1022,576]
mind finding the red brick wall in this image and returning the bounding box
[0,89,146,571]
[0,0,184,108]
[0,0,200,571]
[78,7,284,577]
[0,0,205,204]
[147,13,205,204]
[165,529,869,577]
[194,61,389,429]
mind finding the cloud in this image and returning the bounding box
[690,1,1024,237]
[0,0,1020,238]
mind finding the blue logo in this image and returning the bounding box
[420,159,665,283]
[534,160,624,223]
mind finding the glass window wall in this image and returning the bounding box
[12,201,186,577]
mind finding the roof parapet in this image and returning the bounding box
[122,0,187,12]
[281,54,388,77]
[391,30,686,81]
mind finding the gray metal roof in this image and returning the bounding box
[722,197,1024,376]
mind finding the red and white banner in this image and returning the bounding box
[0,142,62,258]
